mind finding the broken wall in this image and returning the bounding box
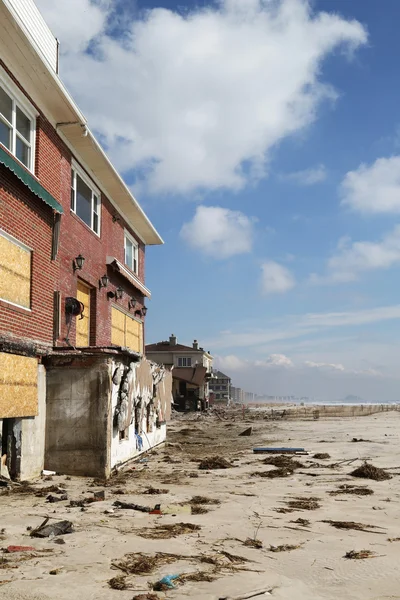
[110,358,172,469]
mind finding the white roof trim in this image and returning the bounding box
[106,256,151,299]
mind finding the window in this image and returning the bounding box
[111,306,143,353]
[70,165,101,234]
[0,80,35,171]
[178,357,192,367]
[124,231,138,274]
[0,229,32,309]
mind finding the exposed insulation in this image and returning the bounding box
[0,352,38,417]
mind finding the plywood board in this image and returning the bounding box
[0,353,38,417]
[111,306,125,347]
[0,231,31,308]
[76,280,90,346]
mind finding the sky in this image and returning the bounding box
[36,0,400,401]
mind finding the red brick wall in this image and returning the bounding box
[0,58,147,351]
[0,167,58,348]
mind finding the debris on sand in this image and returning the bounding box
[252,468,294,478]
[191,505,209,515]
[350,462,391,481]
[113,500,151,512]
[30,518,73,538]
[262,456,303,469]
[178,571,216,583]
[132,594,159,600]
[269,544,302,552]
[352,438,372,443]
[108,576,128,590]
[322,520,385,533]
[189,496,221,505]
[137,522,201,539]
[111,552,178,575]
[330,484,374,496]
[239,428,252,437]
[344,550,376,560]
[143,487,169,495]
[274,508,295,514]
[313,453,330,460]
[243,538,263,549]
[290,518,310,527]
[199,456,234,470]
[388,537,400,542]
[286,497,321,511]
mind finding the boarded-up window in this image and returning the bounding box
[76,280,91,347]
[111,306,143,353]
[0,353,38,417]
[0,230,31,308]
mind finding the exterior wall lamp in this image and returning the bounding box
[99,274,109,288]
[116,286,124,299]
[142,306,148,316]
[129,297,137,310]
[73,254,85,271]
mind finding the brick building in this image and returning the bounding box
[0,0,170,480]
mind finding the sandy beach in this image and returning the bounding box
[1,409,400,600]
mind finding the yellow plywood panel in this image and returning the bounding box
[0,353,38,417]
[111,306,125,346]
[0,232,31,308]
[76,281,90,347]
[126,316,141,353]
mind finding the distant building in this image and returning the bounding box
[230,386,243,403]
[209,370,231,405]
[146,335,213,411]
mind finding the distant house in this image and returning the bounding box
[146,335,213,411]
[209,370,231,405]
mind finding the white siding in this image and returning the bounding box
[3,0,58,73]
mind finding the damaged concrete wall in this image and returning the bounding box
[19,365,46,480]
[110,358,172,470]
[45,353,172,478]
[45,357,111,478]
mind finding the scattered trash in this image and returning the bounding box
[30,518,73,538]
[352,438,372,443]
[262,456,303,469]
[42,470,56,476]
[269,544,302,552]
[46,494,68,503]
[344,550,376,559]
[53,538,66,545]
[191,505,209,514]
[329,484,374,496]
[322,520,385,533]
[350,462,391,481]
[388,537,400,542]
[286,497,321,511]
[113,500,151,512]
[108,575,128,590]
[199,456,234,470]
[93,490,105,501]
[243,538,263,549]
[153,574,180,590]
[143,487,169,495]
[313,453,330,459]
[219,586,275,600]
[132,594,159,600]
[137,522,201,539]
[252,468,294,478]
[5,546,36,553]
[253,447,306,455]
[290,518,310,527]
[189,496,221,505]
[111,552,179,575]
[239,428,252,437]
[49,568,62,575]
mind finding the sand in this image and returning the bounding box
[1,410,400,600]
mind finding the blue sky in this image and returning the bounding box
[37,0,400,400]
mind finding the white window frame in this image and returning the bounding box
[70,160,101,236]
[178,357,192,367]
[124,229,138,275]
[0,68,37,173]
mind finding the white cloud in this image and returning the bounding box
[214,355,248,371]
[304,361,380,376]
[311,225,400,283]
[255,354,294,368]
[205,304,400,349]
[36,0,367,194]
[180,205,254,258]
[282,164,327,185]
[341,156,400,214]
[261,261,295,295]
